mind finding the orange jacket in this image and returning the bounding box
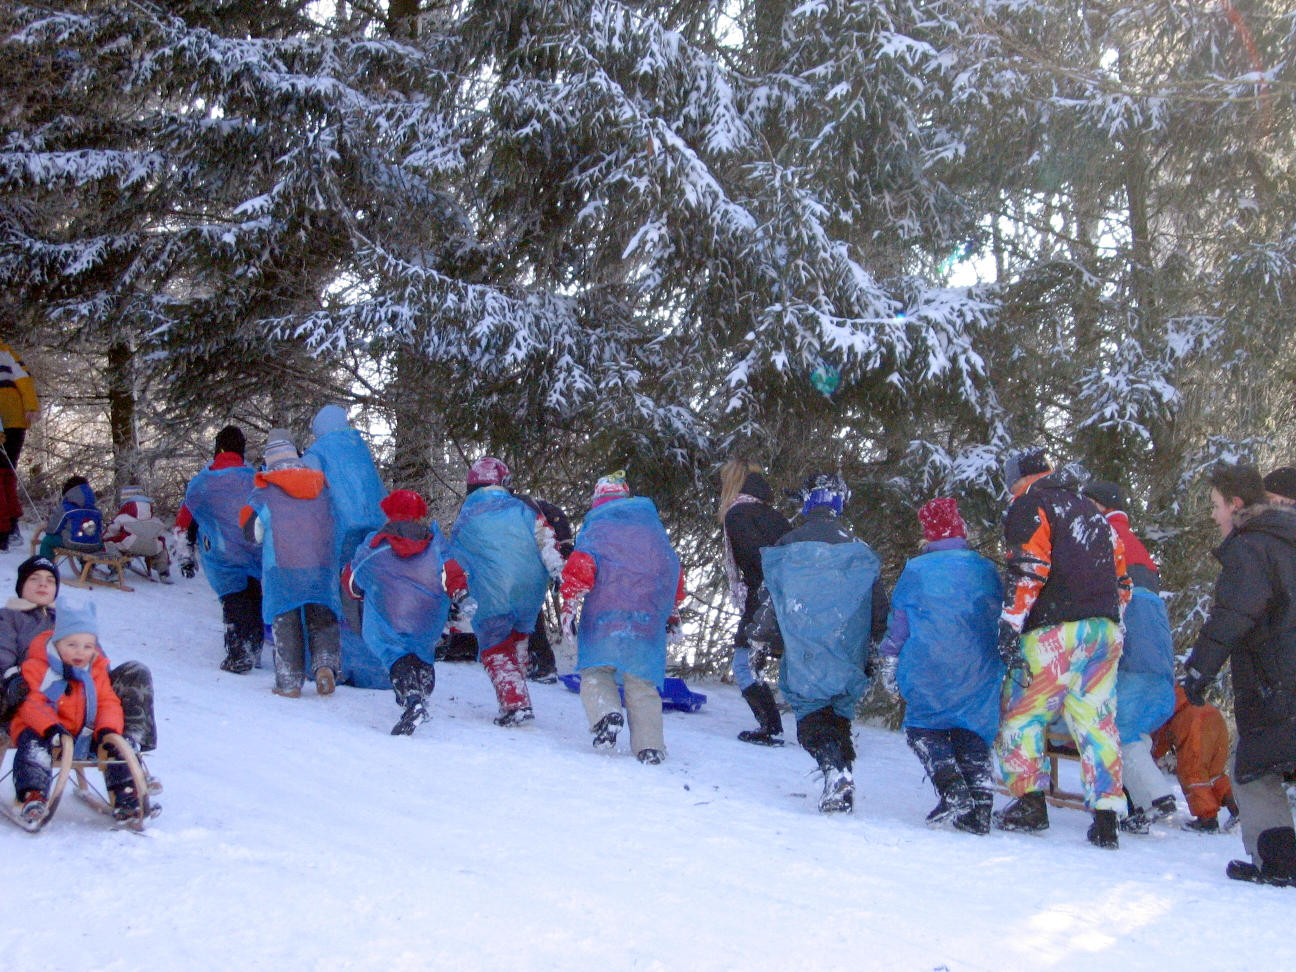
[9,630,123,741]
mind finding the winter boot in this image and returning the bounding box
[925,767,974,827]
[953,789,994,835]
[591,711,624,751]
[18,791,47,829]
[109,782,142,822]
[737,683,784,746]
[220,648,255,675]
[1149,794,1177,821]
[1228,828,1296,887]
[637,749,665,765]
[819,762,854,814]
[494,706,535,728]
[1182,815,1220,834]
[993,791,1049,832]
[315,667,336,696]
[1087,809,1120,849]
[1120,808,1151,835]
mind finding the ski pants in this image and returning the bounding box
[1175,716,1234,820]
[221,579,264,670]
[0,427,23,532]
[272,604,341,694]
[110,660,157,753]
[527,611,557,678]
[579,665,663,756]
[797,706,854,770]
[1121,734,1174,813]
[480,631,532,715]
[996,617,1124,813]
[12,727,132,800]
[1235,771,1296,865]
[907,727,993,799]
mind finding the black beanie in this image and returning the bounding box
[1082,480,1124,511]
[1004,449,1049,488]
[16,555,59,598]
[1264,467,1296,502]
[215,425,246,457]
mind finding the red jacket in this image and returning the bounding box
[9,630,123,741]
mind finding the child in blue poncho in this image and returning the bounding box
[559,473,684,764]
[345,490,447,735]
[877,498,1003,834]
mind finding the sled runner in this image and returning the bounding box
[0,729,156,832]
[558,673,707,713]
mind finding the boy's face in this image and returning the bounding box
[1209,488,1242,539]
[20,570,57,607]
[55,633,98,668]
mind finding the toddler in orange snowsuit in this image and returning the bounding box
[8,598,132,824]
[1152,683,1239,832]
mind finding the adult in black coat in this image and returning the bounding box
[719,459,792,745]
[1185,462,1296,886]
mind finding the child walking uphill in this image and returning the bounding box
[241,429,342,699]
[177,426,263,674]
[745,473,889,814]
[445,457,563,727]
[560,473,684,764]
[8,599,144,826]
[345,490,447,735]
[877,498,1003,833]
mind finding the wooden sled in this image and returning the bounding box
[995,728,1088,812]
[0,730,154,832]
[30,529,134,591]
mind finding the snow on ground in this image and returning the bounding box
[3,542,1296,972]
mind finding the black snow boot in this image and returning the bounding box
[926,767,974,827]
[389,653,437,708]
[954,788,994,835]
[1228,828,1296,887]
[1087,809,1120,849]
[738,683,784,746]
[993,791,1049,832]
[797,707,856,813]
[591,711,624,751]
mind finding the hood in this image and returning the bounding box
[1231,503,1296,546]
[1017,466,1082,498]
[739,472,774,504]
[63,482,96,509]
[312,405,351,437]
[254,467,327,500]
[371,519,432,557]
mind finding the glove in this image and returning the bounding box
[1182,665,1210,707]
[1,671,28,714]
[997,620,1024,670]
[93,727,117,750]
[666,615,684,646]
[180,558,197,579]
[41,724,64,746]
[875,654,900,698]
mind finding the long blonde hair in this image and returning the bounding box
[717,458,763,524]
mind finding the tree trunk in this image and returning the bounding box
[106,340,135,492]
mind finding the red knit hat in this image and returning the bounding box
[381,489,428,522]
[918,497,966,542]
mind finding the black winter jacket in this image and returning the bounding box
[1002,469,1128,632]
[723,473,792,637]
[1186,504,1296,782]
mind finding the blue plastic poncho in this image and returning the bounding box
[350,526,451,671]
[890,548,1005,742]
[1116,586,1176,741]
[183,464,261,598]
[302,409,386,568]
[762,540,880,720]
[573,497,679,687]
[247,474,341,623]
[448,487,548,651]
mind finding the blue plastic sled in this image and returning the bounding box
[558,674,707,713]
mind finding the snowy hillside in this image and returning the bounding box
[4,542,1296,972]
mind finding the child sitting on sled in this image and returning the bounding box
[7,598,141,825]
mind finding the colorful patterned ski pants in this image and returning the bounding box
[996,618,1124,813]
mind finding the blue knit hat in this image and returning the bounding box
[53,597,99,643]
[311,405,350,437]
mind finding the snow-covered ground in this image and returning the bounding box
[3,541,1295,972]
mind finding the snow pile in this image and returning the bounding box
[3,544,1295,970]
